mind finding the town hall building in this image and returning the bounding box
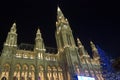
[0,7,104,80]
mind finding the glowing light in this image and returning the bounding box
[77,76,95,80]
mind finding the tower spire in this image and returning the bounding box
[57,6,65,20]
[34,28,45,52]
[56,6,69,27]
[77,38,83,48]
[77,38,89,57]
[37,28,41,34]
[2,22,18,57]
[55,6,75,50]
[10,22,16,33]
[35,28,42,39]
[4,22,17,47]
[90,41,97,51]
[90,41,100,60]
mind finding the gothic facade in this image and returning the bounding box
[0,7,104,80]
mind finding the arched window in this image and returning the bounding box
[29,65,35,80]
[38,53,43,59]
[21,65,28,80]
[58,72,63,80]
[67,72,70,80]
[58,67,62,72]
[58,67,63,80]
[1,77,7,80]
[13,76,18,80]
[47,66,52,80]
[52,67,57,80]
[13,64,21,80]
[38,66,44,80]
[1,64,10,80]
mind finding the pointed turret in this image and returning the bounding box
[2,22,17,57]
[10,22,16,33]
[56,6,69,28]
[34,28,45,52]
[77,38,83,48]
[37,28,41,34]
[57,6,65,20]
[90,41,100,60]
[90,41,97,51]
[34,28,46,59]
[36,28,41,39]
[55,7,75,50]
[4,22,17,47]
[77,38,89,58]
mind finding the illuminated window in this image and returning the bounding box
[1,77,7,80]
[16,53,22,58]
[29,65,35,80]
[67,72,70,80]
[53,67,58,80]
[23,54,28,58]
[22,65,28,80]
[30,55,34,59]
[1,64,10,80]
[53,66,57,71]
[41,53,43,59]
[47,66,52,80]
[58,67,63,80]
[39,71,44,80]
[13,64,21,80]
[53,72,57,80]
[38,53,43,59]
[39,66,44,80]
[77,76,95,80]
[47,72,52,80]
[58,72,63,80]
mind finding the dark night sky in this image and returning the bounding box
[0,0,120,58]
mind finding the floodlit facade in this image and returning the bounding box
[0,7,104,80]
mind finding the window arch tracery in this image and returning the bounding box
[47,66,52,80]
[0,64,10,80]
[21,64,28,80]
[58,67,63,80]
[29,65,35,80]
[13,64,21,80]
[38,65,44,80]
[52,66,57,80]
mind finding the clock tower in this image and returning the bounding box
[55,7,81,80]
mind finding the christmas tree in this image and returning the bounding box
[96,45,115,80]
